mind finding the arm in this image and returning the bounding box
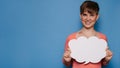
[63,33,76,66]
[63,35,73,66]
[63,48,72,66]
[102,47,113,65]
[99,33,113,65]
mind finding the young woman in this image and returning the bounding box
[63,1,112,68]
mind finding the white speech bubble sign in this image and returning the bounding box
[68,36,107,64]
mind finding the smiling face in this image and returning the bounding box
[80,1,99,29]
[80,11,99,29]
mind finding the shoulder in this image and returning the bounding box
[98,32,107,41]
[66,32,77,40]
[64,32,77,49]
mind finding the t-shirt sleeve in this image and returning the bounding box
[64,33,76,51]
[99,33,108,41]
[64,36,70,51]
[99,33,109,49]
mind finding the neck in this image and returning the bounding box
[81,27,95,32]
[80,27,97,37]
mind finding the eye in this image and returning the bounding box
[90,14,94,16]
[82,14,87,16]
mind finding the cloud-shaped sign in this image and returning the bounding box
[68,36,107,64]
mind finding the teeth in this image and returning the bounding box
[85,22,91,25]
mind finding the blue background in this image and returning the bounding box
[0,0,120,68]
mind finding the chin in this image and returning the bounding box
[84,26,93,29]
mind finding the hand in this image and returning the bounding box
[102,47,113,65]
[106,48,112,58]
[63,48,72,62]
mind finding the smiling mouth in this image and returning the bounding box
[85,22,91,25]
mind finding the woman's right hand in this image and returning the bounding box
[63,48,72,62]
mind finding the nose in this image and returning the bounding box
[86,16,91,21]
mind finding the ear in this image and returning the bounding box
[96,14,99,20]
[80,14,82,19]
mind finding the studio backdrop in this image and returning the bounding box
[0,0,120,68]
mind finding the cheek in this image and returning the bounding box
[91,17,97,21]
[81,17,86,21]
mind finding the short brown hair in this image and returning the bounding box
[80,0,99,15]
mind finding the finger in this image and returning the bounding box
[67,48,71,53]
[106,50,112,57]
[64,53,70,58]
[66,51,71,55]
[64,53,68,57]
[108,50,112,56]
